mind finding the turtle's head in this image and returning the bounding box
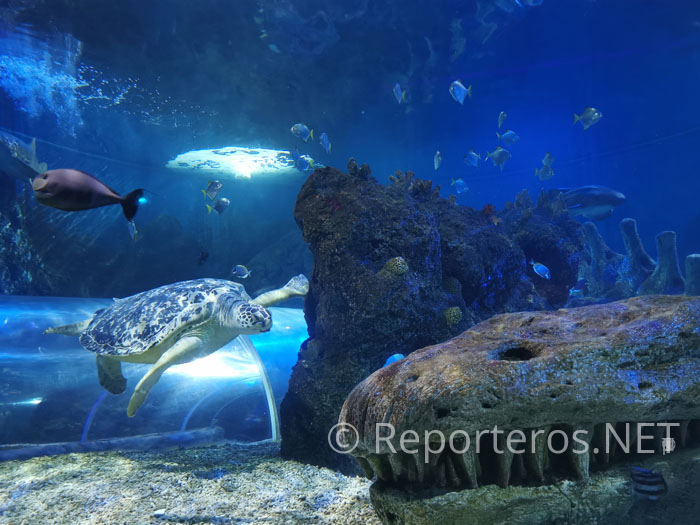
[222,298,272,334]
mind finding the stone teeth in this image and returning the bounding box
[524,426,549,482]
[413,448,426,483]
[566,425,593,480]
[592,423,610,465]
[434,457,447,488]
[388,452,407,482]
[355,456,374,479]
[366,454,392,481]
[495,433,514,488]
[452,446,479,489]
[679,420,690,447]
[444,454,462,488]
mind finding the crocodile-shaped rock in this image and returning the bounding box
[338,295,700,523]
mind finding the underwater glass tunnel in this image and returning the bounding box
[0,296,307,459]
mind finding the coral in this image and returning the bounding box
[339,295,700,523]
[574,218,693,304]
[638,231,686,295]
[499,189,585,308]
[378,256,409,277]
[579,222,624,299]
[686,254,700,295]
[388,169,414,190]
[408,177,440,200]
[444,306,462,326]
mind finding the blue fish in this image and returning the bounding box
[497,129,520,146]
[383,353,405,367]
[290,148,314,172]
[464,149,481,167]
[291,123,313,142]
[451,178,469,194]
[449,80,472,105]
[319,132,331,154]
[202,180,222,200]
[232,264,252,279]
[206,198,230,215]
[630,467,667,501]
[530,260,551,279]
[393,82,406,104]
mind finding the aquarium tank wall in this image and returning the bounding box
[0,1,699,524]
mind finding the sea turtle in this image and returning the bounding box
[45,274,309,417]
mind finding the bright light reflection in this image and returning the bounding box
[167,351,260,379]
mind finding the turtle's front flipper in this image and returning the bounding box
[126,336,203,417]
[44,318,92,336]
[96,355,126,394]
[252,274,309,307]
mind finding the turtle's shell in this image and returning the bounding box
[79,279,251,356]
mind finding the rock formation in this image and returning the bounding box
[280,163,585,471]
[338,295,700,523]
[577,218,694,302]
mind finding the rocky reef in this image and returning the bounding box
[575,218,698,304]
[280,162,585,471]
[0,178,53,295]
[338,295,700,524]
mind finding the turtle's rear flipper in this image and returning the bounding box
[96,355,126,394]
[44,318,92,336]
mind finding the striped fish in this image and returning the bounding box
[630,467,668,501]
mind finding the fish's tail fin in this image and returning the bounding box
[310,129,314,141]
[201,189,207,198]
[573,113,580,124]
[467,85,472,99]
[206,204,213,214]
[496,132,501,140]
[121,189,144,221]
[451,178,455,185]
[401,90,406,102]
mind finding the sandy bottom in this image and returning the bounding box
[0,441,379,524]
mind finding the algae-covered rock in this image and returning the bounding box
[338,295,700,523]
[281,166,584,471]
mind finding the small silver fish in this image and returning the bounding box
[497,129,519,146]
[127,220,138,240]
[464,149,481,167]
[535,152,555,181]
[319,132,331,153]
[486,146,511,170]
[498,111,507,129]
[291,123,313,142]
[530,260,551,279]
[202,180,222,200]
[232,264,252,279]
[434,150,442,171]
[393,82,406,104]
[449,80,472,104]
[206,197,230,215]
[451,178,468,194]
[573,107,603,130]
